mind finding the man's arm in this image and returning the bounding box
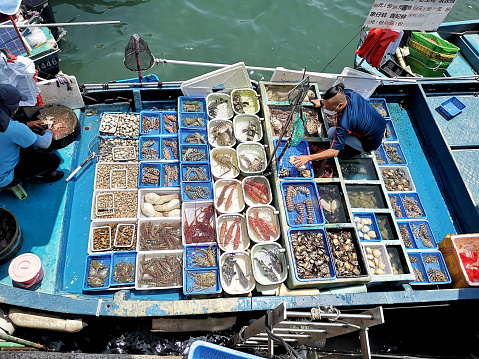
[293,148,339,166]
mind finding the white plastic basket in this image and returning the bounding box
[245,205,280,243]
[219,251,255,295]
[236,141,267,175]
[214,179,244,214]
[112,146,137,161]
[216,214,249,252]
[114,223,136,248]
[210,147,240,179]
[233,114,263,143]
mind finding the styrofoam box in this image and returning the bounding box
[182,201,216,246]
[245,205,280,243]
[89,218,137,255]
[135,250,183,290]
[219,251,255,295]
[242,175,272,207]
[237,141,267,175]
[214,179,244,214]
[94,162,139,190]
[137,218,183,252]
[362,243,393,276]
[379,165,416,193]
[207,119,236,148]
[251,242,287,286]
[210,147,239,179]
[233,114,263,143]
[91,189,138,221]
[137,188,181,219]
[216,213,249,252]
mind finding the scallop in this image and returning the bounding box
[361,218,372,225]
[357,222,364,230]
[374,257,379,266]
[367,254,374,260]
[373,249,381,258]
[375,268,385,275]
[393,269,399,275]
[379,262,386,270]
[361,225,370,233]
[358,231,364,238]
[368,260,375,268]
[363,234,371,241]
[366,247,372,254]
[368,231,377,239]
[354,216,361,223]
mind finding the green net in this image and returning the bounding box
[290,111,305,146]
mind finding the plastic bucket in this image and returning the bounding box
[8,253,44,289]
[0,208,23,265]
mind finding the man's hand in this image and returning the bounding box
[293,155,311,167]
[311,99,322,108]
[27,120,47,135]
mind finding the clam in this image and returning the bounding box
[375,268,385,275]
[363,234,371,241]
[361,225,370,233]
[366,247,372,254]
[368,231,377,239]
[361,218,372,225]
[373,249,381,258]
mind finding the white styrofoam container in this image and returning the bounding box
[251,242,287,285]
[237,142,267,175]
[135,250,183,290]
[219,251,255,295]
[216,214,249,252]
[94,162,139,190]
[137,218,183,252]
[137,188,181,219]
[207,119,236,148]
[242,175,272,207]
[214,179,244,214]
[210,147,239,179]
[233,114,263,143]
[362,243,393,276]
[379,165,416,193]
[231,88,260,115]
[245,205,280,243]
[88,219,137,255]
[91,189,138,221]
[206,93,233,120]
[182,201,216,246]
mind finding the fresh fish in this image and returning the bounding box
[254,257,278,281]
[234,261,251,289]
[222,255,236,286]
[261,248,283,274]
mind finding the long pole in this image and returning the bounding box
[156,58,276,72]
[8,16,30,56]
[0,21,121,28]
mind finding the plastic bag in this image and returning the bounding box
[459,251,478,265]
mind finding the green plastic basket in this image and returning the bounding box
[407,48,452,77]
[410,32,459,56]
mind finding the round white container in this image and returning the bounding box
[233,114,262,143]
[216,214,249,252]
[245,205,280,243]
[219,251,255,295]
[210,148,239,179]
[207,119,235,148]
[237,141,267,175]
[214,179,244,214]
[251,242,287,285]
[206,93,233,120]
[231,88,260,115]
[242,175,272,207]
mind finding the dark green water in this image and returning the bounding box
[54,0,479,84]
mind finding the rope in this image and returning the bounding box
[320,26,364,73]
[310,305,341,322]
[264,326,304,359]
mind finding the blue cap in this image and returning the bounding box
[0,84,28,105]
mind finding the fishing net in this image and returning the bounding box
[123,34,156,72]
[290,112,305,146]
[288,76,310,106]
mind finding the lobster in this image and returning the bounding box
[244,179,270,204]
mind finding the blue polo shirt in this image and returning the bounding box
[330,90,386,153]
[0,120,37,187]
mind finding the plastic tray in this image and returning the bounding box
[409,220,438,250]
[137,218,183,252]
[233,114,263,142]
[137,188,181,219]
[214,179,244,214]
[438,96,466,118]
[384,119,398,142]
[206,93,233,120]
[90,225,112,252]
[99,112,121,135]
[374,145,388,165]
[160,111,179,134]
[113,223,136,248]
[379,165,416,192]
[400,192,426,219]
[245,205,280,243]
[110,251,136,286]
[231,88,260,115]
[135,250,183,290]
[91,189,138,220]
[139,136,161,161]
[179,128,208,145]
[251,242,287,285]
[161,136,180,161]
[181,181,214,202]
[94,162,139,190]
[216,214,249,252]
[184,268,222,295]
[242,175,272,207]
[180,144,209,163]
[274,139,313,179]
[236,142,267,175]
[178,96,206,113]
[368,98,390,118]
[287,228,336,283]
[179,112,208,129]
[88,219,137,254]
[139,110,161,135]
[207,119,236,148]
[83,254,111,291]
[280,181,325,227]
[138,162,161,188]
[388,193,407,219]
[161,162,180,188]
[421,251,451,285]
[408,253,428,284]
[362,243,393,276]
[382,142,407,165]
[187,340,264,359]
[182,201,216,245]
[184,244,219,270]
[397,221,417,250]
[180,163,211,182]
[219,251,255,295]
[210,148,240,179]
[353,213,382,242]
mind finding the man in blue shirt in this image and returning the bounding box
[293,83,386,166]
[0,84,63,188]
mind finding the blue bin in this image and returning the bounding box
[139,136,161,161]
[181,181,214,201]
[374,145,388,165]
[184,244,219,270]
[384,119,398,142]
[83,254,111,291]
[179,112,208,129]
[420,250,451,285]
[438,96,466,118]
[178,96,206,113]
[161,162,180,187]
[139,110,161,135]
[138,162,161,188]
[110,252,136,287]
[180,144,209,163]
[368,98,390,118]
[382,142,407,165]
[160,135,180,161]
[274,139,313,179]
[183,268,221,295]
[187,340,264,359]
[353,212,382,242]
[160,111,179,134]
[179,128,208,145]
[280,180,325,227]
[287,228,336,282]
[397,221,417,250]
[388,193,407,219]
[400,192,426,219]
[409,220,438,250]
[408,253,428,284]
[180,163,211,182]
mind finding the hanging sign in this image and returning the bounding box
[363,0,457,31]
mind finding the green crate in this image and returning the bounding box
[410,32,459,56]
[407,48,452,77]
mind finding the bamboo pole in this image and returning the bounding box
[0,332,44,350]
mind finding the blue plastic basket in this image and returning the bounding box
[420,251,451,285]
[178,96,206,113]
[179,112,208,129]
[179,128,208,145]
[161,162,180,187]
[83,254,111,291]
[374,145,388,165]
[160,111,179,134]
[280,181,325,227]
[384,119,398,142]
[397,221,417,250]
[183,268,222,295]
[181,181,214,201]
[400,192,426,219]
[353,212,382,242]
[184,244,219,270]
[287,228,336,282]
[274,139,313,179]
[368,98,390,118]
[139,110,162,135]
[408,253,428,284]
[180,144,209,163]
[180,163,211,182]
[187,340,264,359]
[382,142,407,165]
[388,193,407,219]
[438,96,466,118]
[139,136,161,161]
[409,220,438,250]
[138,162,161,188]
[110,252,136,286]
[161,136,180,161]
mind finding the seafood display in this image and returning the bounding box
[354,215,379,241]
[317,184,348,224]
[389,194,405,218]
[207,95,232,119]
[99,113,140,137]
[246,206,279,242]
[182,115,206,127]
[399,223,414,248]
[183,185,211,200]
[141,113,160,134]
[186,244,218,268]
[211,150,239,178]
[98,138,139,162]
[137,253,182,289]
[140,164,161,186]
[139,220,182,251]
[183,204,216,244]
[369,100,389,118]
[381,168,413,191]
[140,193,181,218]
[347,185,386,209]
[375,148,387,164]
[375,214,396,240]
[184,131,207,144]
[163,113,179,134]
[427,268,448,282]
[327,230,363,277]
[290,230,333,280]
[384,144,405,164]
[231,89,259,115]
[217,215,247,251]
[214,180,244,213]
[411,223,434,248]
[95,163,138,189]
[209,120,235,147]
[402,195,425,217]
[182,165,209,181]
[162,138,179,160]
[163,164,179,187]
[181,99,204,113]
[364,245,390,275]
[264,84,317,103]
[181,146,207,162]
[243,177,271,206]
[339,159,378,181]
[114,224,135,247]
[91,222,137,252]
[141,138,160,160]
[86,259,110,288]
[387,246,408,275]
[234,115,261,142]
[94,191,138,219]
[283,183,322,226]
[220,252,254,294]
[112,260,135,284]
[237,145,266,173]
[251,244,286,284]
[268,106,324,137]
[92,226,112,251]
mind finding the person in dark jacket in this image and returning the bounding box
[293,83,386,166]
[0,84,63,188]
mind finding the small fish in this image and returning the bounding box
[222,256,236,286]
[254,257,278,281]
[261,249,283,274]
[234,261,251,290]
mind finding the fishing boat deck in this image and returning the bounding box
[1,81,479,317]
